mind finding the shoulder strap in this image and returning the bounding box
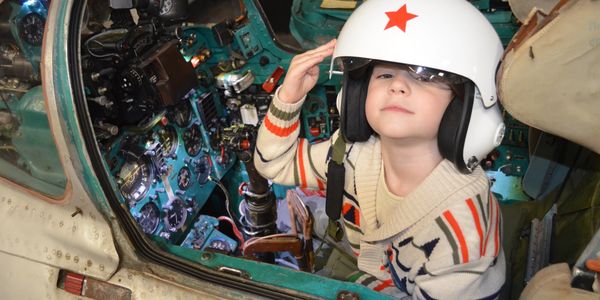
[325,135,346,241]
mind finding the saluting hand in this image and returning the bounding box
[278,39,336,104]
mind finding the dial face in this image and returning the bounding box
[156,125,178,157]
[18,13,45,46]
[182,124,202,156]
[160,0,173,15]
[137,202,160,234]
[169,100,193,127]
[195,154,211,185]
[164,198,187,232]
[118,157,153,203]
[177,166,192,190]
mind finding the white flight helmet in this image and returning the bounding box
[330,0,506,173]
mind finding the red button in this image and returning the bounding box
[309,127,320,136]
[240,139,250,150]
[262,66,285,93]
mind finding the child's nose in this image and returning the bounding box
[389,73,411,95]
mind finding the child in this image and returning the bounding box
[254,0,506,298]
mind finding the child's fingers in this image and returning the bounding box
[292,51,331,69]
[311,39,337,51]
[290,40,335,65]
[292,48,333,66]
[292,46,335,69]
[306,65,320,77]
[288,54,329,78]
[295,39,336,58]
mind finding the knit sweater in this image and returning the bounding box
[254,89,505,299]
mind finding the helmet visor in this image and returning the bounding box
[337,57,372,72]
[335,57,469,90]
[402,64,468,90]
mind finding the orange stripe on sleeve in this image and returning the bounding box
[297,139,307,188]
[443,211,469,263]
[466,198,484,256]
[264,115,300,137]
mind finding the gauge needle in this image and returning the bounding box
[123,164,141,183]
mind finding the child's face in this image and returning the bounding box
[365,62,453,143]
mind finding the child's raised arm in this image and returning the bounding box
[253,40,337,189]
[278,39,336,104]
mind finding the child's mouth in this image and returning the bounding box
[381,105,414,114]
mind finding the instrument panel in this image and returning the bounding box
[103,97,235,243]
[81,0,308,249]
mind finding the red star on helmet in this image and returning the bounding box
[384,4,418,32]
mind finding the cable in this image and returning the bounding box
[210,176,246,251]
[85,38,123,60]
[275,258,300,270]
[242,233,295,256]
[209,175,237,221]
[235,0,247,23]
[217,216,245,247]
[84,28,129,60]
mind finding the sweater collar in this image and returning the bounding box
[354,136,485,242]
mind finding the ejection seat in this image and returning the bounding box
[497,0,600,298]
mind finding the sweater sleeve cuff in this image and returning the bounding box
[271,86,306,117]
[261,87,305,138]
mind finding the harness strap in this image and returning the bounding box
[325,135,347,241]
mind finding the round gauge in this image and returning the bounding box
[195,154,212,185]
[156,125,178,157]
[163,198,187,232]
[177,166,192,190]
[169,100,193,127]
[18,13,45,46]
[137,202,160,234]
[118,156,153,203]
[160,0,174,15]
[182,124,202,156]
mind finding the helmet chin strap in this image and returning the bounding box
[325,135,347,241]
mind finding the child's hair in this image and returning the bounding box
[330,0,506,173]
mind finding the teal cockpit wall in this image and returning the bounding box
[7,86,67,194]
[0,0,66,197]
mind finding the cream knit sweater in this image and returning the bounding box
[254,90,505,299]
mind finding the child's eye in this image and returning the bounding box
[376,73,393,79]
[410,73,432,82]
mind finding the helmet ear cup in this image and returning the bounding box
[438,82,475,173]
[341,65,374,142]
